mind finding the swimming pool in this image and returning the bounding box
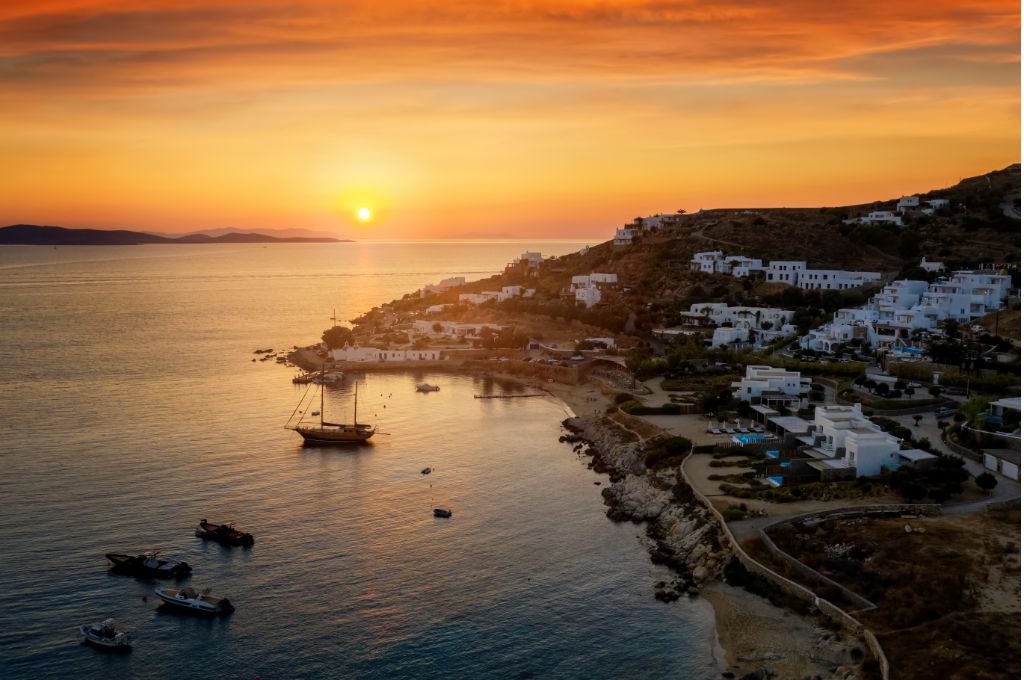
[733,433,773,445]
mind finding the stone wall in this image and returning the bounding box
[679,458,895,680]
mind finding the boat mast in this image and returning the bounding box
[320,364,325,429]
[353,382,358,425]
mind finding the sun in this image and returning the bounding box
[356,207,372,222]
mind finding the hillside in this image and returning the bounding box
[379,165,1020,336]
[0,224,347,245]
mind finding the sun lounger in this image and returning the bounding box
[709,428,722,435]
[724,428,736,435]
[738,427,750,434]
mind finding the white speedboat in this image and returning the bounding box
[416,383,440,392]
[154,586,234,615]
[79,619,131,648]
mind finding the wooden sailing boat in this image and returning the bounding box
[288,367,375,444]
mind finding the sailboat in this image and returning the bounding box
[287,367,376,444]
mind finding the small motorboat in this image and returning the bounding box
[79,619,131,648]
[195,519,254,547]
[421,467,432,475]
[416,383,440,392]
[313,372,342,385]
[106,551,192,579]
[154,586,234,615]
[433,508,452,518]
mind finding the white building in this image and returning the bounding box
[688,251,763,276]
[682,304,797,348]
[575,286,602,308]
[795,269,882,291]
[806,404,909,477]
[424,303,452,315]
[412,320,506,339]
[801,271,1013,352]
[613,226,637,246]
[498,285,525,301]
[732,365,810,405]
[570,272,618,308]
[859,211,902,226]
[919,257,945,273]
[421,276,466,297]
[331,346,442,362]
[458,291,501,305]
[765,261,807,285]
[926,198,950,211]
[690,251,725,273]
[896,195,920,213]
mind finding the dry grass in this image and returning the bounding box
[767,508,1020,680]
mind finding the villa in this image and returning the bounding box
[859,211,903,226]
[570,272,618,308]
[761,404,936,486]
[732,365,810,407]
[680,303,797,348]
[421,276,466,297]
[613,226,637,246]
[802,270,1013,352]
[331,346,442,362]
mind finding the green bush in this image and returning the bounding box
[644,436,693,469]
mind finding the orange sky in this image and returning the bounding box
[0,0,1019,238]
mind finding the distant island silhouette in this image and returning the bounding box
[0,225,350,245]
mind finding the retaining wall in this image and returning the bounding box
[680,457,894,679]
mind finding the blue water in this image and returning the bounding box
[0,244,718,679]
[732,434,772,445]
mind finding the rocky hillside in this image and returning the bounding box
[380,165,1020,335]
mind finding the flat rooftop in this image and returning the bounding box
[769,416,812,433]
[898,448,937,462]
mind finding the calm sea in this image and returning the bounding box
[0,242,718,679]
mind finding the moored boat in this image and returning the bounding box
[433,508,452,518]
[79,619,131,648]
[195,519,254,547]
[106,551,192,579]
[416,383,440,392]
[154,586,234,615]
[286,367,376,444]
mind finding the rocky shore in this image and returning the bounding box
[561,415,731,601]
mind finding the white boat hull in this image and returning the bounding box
[154,588,232,614]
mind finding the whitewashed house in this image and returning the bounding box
[801,271,1013,352]
[458,291,501,305]
[331,346,442,362]
[859,211,902,226]
[805,404,913,477]
[795,269,882,291]
[732,365,810,406]
[919,257,945,272]
[421,276,466,297]
[613,226,637,246]
[765,261,807,285]
[896,195,920,213]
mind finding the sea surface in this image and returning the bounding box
[0,242,718,679]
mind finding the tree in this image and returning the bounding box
[913,415,923,427]
[322,325,354,349]
[975,472,998,494]
[928,386,942,398]
[432,322,443,333]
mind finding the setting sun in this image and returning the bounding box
[357,207,372,223]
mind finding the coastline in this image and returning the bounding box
[288,352,864,677]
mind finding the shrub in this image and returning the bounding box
[644,436,693,469]
[975,472,998,493]
[614,392,634,405]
